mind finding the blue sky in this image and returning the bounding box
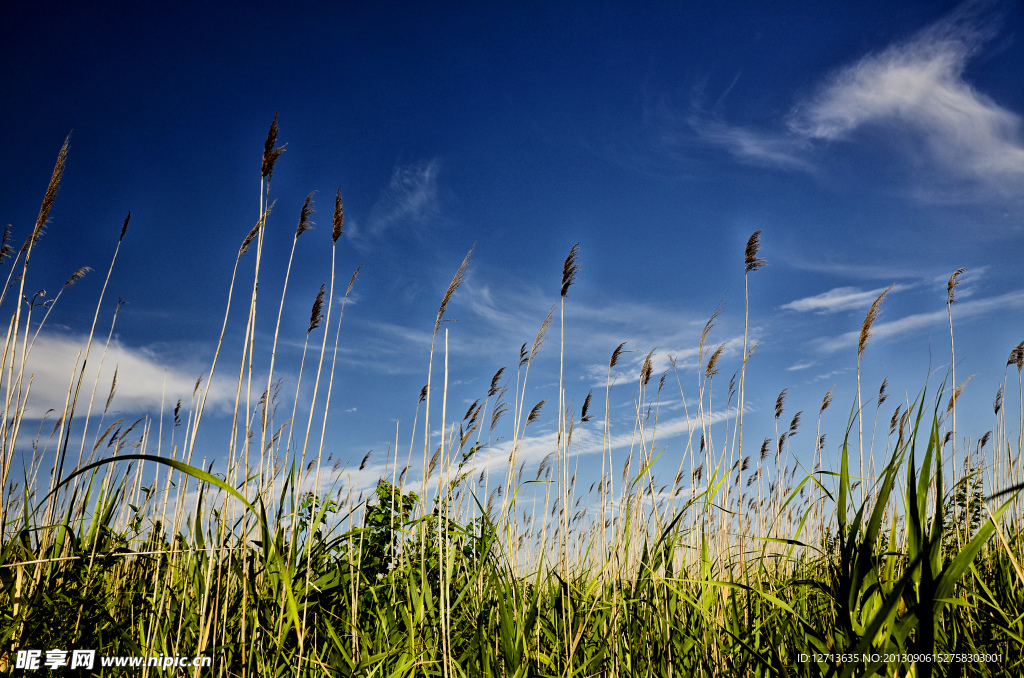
[3,0,1023,500]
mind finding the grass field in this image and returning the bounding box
[2,124,1023,677]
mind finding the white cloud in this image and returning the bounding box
[816,288,1024,353]
[18,333,235,420]
[782,284,911,314]
[788,4,1024,192]
[686,3,1024,197]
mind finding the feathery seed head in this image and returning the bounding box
[609,342,627,369]
[332,188,344,243]
[0,224,13,262]
[820,385,834,413]
[745,341,760,361]
[878,377,888,406]
[526,400,546,424]
[296,192,315,237]
[62,266,91,290]
[945,375,974,415]
[699,301,724,355]
[947,267,967,305]
[419,385,428,403]
[240,201,275,257]
[435,247,473,334]
[640,348,655,386]
[744,229,766,273]
[308,284,326,334]
[788,411,802,434]
[262,113,286,180]
[344,265,361,298]
[529,306,553,364]
[760,438,771,460]
[859,284,894,361]
[889,404,902,435]
[488,367,505,397]
[775,388,788,420]
[119,212,130,242]
[705,343,725,379]
[427,446,441,478]
[1007,341,1024,373]
[561,242,580,297]
[463,399,480,422]
[490,402,508,433]
[581,390,594,422]
[26,135,70,253]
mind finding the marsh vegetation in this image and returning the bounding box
[2,120,1023,677]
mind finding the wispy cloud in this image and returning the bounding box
[782,284,911,314]
[455,278,746,385]
[789,3,1024,193]
[457,407,735,488]
[688,119,814,172]
[351,159,442,238]
[783,259,927,280]
[787,361,817,372]
[816,288,1024,353]
[687,3,1024,197]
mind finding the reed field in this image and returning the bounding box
[2,120,1024,677]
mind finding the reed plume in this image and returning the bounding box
[581,391,593,423]
[25,135,69,253]
[63,266,91,289]
[0,224,13,263]
[296,192,315,237]
[774,389,787,420]
[744,229,765,273]
[947,267,967,305]
[262,112,286,180]
[332,189,344,243]
[641,349,655,386]
[561,242,580,297]
[859,284,894,361]
[820,386,834,413]
[1009,342,1024,372]
[488,368,505,397]
[435,248,473,333]
[526,400,546,425]
[308,284,326,333]
[705,344,725,379]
